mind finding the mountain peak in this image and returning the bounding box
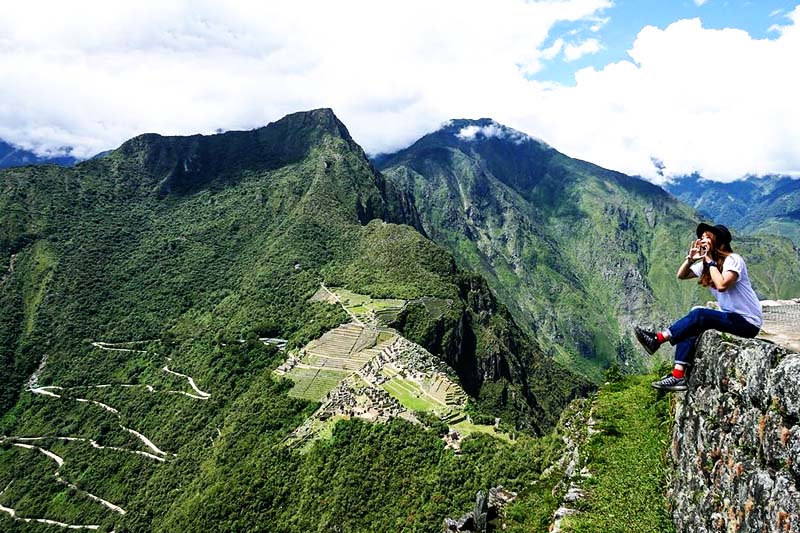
[275,108,354,142]
[437,118,548,148]
[107,108,361,196]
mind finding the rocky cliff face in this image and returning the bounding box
[669,332,800,532]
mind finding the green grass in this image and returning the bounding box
[21,241,56,335]
[331,287,405,318]
[285,367,350,401]
[381,378,442,412]
[370,298,405,310]
[451,419,514,444]
[334,288,371,307]
[560,374,675,533]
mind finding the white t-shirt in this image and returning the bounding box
[690,254,762,327]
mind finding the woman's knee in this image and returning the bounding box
[687,307,705,324]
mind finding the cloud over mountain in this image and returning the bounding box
[0,1,798,182]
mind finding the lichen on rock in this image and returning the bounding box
[668,331,800,532]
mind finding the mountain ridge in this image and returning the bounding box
[0,139,79,169]
[665,173,800,246]
[377,118,800,380]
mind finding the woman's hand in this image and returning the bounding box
[687,239,704,261]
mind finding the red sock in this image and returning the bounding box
[672,368,685,379]
[656,332,666,344]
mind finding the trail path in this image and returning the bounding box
[3,339,212,529]
[162,367,211,398]
[5,436,164,462]
[120,427,170,457]
[1,440,126,516]
[1,482,101,530]
[0,340,213,530]
[320,283,364,326]
[90,341,148,353]
[28,384,170,458]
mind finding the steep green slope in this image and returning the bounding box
[377,119,800,381]
[1,110,588,531]
[543,372,675,533]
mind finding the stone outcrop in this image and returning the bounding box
[443,486,517,532]
[668,331,800,532]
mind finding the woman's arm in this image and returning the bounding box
[677,257,698,279]
[677,240,702,280]
[706,261,739,291]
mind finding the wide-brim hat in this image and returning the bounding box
[696,223,732,246]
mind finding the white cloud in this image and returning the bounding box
[0,0,611,158]
[542,38,565,60]
[516,10,800,182]
[694,0,708,6]
[589,17,611,32]
[455,121,534,145]
[563,38,601,61]
[0,0,799,184]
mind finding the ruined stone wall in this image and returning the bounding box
[668,332,800,532]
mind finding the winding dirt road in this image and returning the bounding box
[1,339,212,529]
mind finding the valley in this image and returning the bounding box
[0,108,796,531]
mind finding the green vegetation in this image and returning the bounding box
[666,173,800,247]
[0,110,590,531]
[378,120,800,382]
[382,377,444,412]
[560,374,675,533]
[451,419,514,444]
[286,368,350,401]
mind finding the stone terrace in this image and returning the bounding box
[759,298,800,352]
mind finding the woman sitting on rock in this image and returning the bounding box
[635,223,762,392]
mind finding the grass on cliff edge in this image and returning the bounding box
[561,373,675,533]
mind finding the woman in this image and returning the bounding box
[634,223,762,392]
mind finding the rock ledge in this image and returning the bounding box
[668,331,799,532]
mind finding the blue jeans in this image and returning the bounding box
[667,308,760,366]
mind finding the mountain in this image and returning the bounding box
[666,173,800,246]
[0,139,79,169]
[376,119,800,380]
[0,109,589,531]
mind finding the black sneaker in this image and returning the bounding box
[634,326,660,355]
[651,373,687,392]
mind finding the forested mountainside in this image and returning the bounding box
[377,119,800,380]
[666,173,800,246]
[0,109,589,532]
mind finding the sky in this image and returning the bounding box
[1,0,799,183]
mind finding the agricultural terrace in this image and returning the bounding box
[278,289,509,448]
[328,287,406,326]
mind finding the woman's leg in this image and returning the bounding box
[666,308,759,345]
[650,309,758,391]
[673,336,698,366]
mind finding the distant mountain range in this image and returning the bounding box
[665,173,800,246]
[0,139,79,169]
[375,119,800,380]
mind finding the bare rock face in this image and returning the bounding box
[668,332,800,532]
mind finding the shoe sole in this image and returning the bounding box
[651,383,688,392]
[635,329,657,355]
